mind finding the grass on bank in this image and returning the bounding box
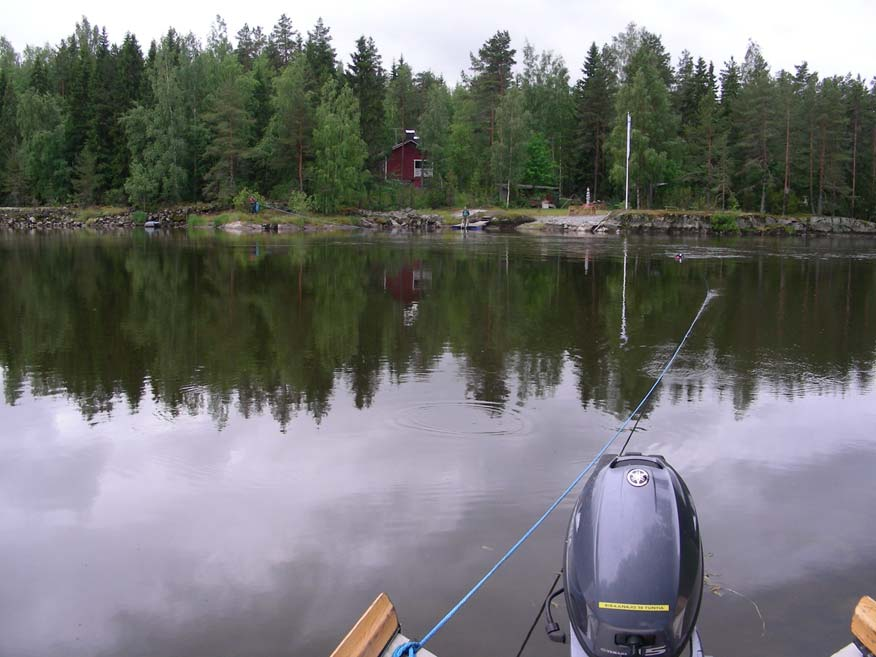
[186,210,360,228]
[75,206,129,223]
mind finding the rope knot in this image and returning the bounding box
[392,640,421,657]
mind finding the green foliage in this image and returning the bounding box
[523,132,554,186]
[312,79,367,213]
[288,190,313,213]
[132,210,148,224]
[232,187,265,212]
[1,17,875,216]
[261,56,313,192]
[201,55,255,202]
[608,35,677,208]
[347,36,387,167]
[711,212,740,233]
[491,88,531,205]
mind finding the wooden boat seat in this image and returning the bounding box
[330,593,437,657]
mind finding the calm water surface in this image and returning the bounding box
[1,231,875,657]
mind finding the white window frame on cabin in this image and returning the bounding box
[413,160,433,178]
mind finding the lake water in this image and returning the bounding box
[1,230,875,657]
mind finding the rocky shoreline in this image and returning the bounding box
[0,206,220,230]
[2,206,874,236]
[599,211,876,235]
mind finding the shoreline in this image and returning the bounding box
[2,206,875,237]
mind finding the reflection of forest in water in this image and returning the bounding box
[1,234,874,429]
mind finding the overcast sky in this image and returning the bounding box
[4,0,875,84]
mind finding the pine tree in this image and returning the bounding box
[268,14,300,69]
[347,36,386,168]
[262,56,313,192]
[469,30,516,146]
[312,79,367,212]
[845,76,868,217]
[813,76,848,214]
[202,56,255,201]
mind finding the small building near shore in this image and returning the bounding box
[384,130,432,187]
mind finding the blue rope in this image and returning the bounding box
[393,290,714,657]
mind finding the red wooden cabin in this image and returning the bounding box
[384,131,430,187]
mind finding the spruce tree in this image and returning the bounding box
[304,18,337,99]
[573,43,616,199]
[736,42,777,212]
[347,36,387,168]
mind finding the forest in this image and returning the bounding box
[0,16,874,217]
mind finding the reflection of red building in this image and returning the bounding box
[384,262,431,304]
[384,131,432,188]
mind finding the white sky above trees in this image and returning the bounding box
[4,0,875,83]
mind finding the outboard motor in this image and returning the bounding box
[563,454,704,657]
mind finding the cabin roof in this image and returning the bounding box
[391,138,420,151]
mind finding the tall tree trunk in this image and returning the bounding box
[783,106,791,215]
[706,123,713,207]
[760,114,768,214]
[809,122,815,213]
[592,126,600,200]
[851,106,859,215]
[297,140,303,191]
[818,124,826,215]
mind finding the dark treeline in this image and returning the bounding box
[1,18,875,216]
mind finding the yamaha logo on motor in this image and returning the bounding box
[626,468,650,487]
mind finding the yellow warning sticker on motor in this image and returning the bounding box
[598,602,670,612]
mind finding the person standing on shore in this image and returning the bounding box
[462,206,470,229]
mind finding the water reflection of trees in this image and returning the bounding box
[1,235,874,429]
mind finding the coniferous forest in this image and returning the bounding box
[0,16,875,217]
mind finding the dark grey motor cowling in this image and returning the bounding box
[563,454,703,657]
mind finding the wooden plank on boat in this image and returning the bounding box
[851,596,876,654]
[330,593,399,657]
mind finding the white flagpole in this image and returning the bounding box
[624,112,631,210]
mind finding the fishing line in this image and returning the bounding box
[393,289,715,657]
